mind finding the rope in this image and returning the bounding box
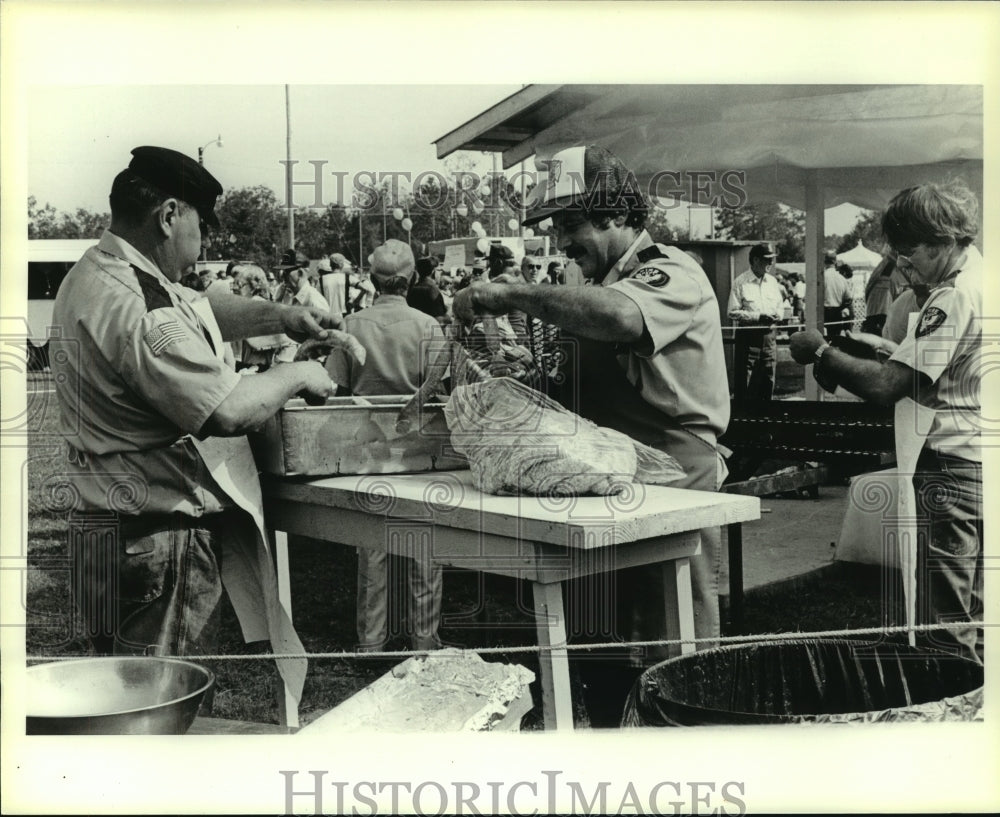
[727,319,855,333]
[27,621,983,663]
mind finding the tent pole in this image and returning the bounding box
[804,171,824,401]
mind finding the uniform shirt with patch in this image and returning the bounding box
[50,230,241,514]
[605,231,730,443]
[889,246,982,460]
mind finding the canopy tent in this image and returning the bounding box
[434,84,983,398]
[435,84,982,213]
[837,240,883,272]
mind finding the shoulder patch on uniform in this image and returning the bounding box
[632,267,670,287]
[916,306,947,338]
[635,245,667,263]
[132,266,173,312]
[143,319,187,356]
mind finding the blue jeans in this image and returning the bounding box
[70,512,228,656]
[912,448,983,665]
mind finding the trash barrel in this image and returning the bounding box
[622,638,983,726]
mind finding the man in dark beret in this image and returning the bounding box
[49,146,348,712]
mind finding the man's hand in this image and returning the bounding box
[296,360,337,406]
[293,331,367,367]
[789,328,826,364]
[452,281,503,325]
[282,305,343,342]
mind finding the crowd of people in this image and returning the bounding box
[47,141,983,732]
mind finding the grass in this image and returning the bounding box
[24,375,888,729]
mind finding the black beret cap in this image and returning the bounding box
[128,146,223,228]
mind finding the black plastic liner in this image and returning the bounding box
[623,638,983,726]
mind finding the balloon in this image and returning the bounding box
[474,226,487,238]
[476,238,490,254]
[392,207,404,221]
[455,204,468,218]
[481,185,491,197]
[507,218,518,231]
[523,228,535,239]
[470,221,482,232]
[401,217,413,231]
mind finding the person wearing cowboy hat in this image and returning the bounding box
[275,249,329,312]
[325,239,447,653]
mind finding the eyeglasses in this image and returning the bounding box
[889,245,921,266]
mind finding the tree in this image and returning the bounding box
[836,209,884,254]
[645,205,686,244]
[28,196,108,239]
[714,202,805,262]
[213,185,287,267]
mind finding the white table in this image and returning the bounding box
[262,471,760,730]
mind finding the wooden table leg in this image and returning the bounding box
[531,581,574,731]
[662,556,696,656]
[271,528,299,730]
[727,523,744,634]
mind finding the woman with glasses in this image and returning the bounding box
[790,181,983,664]
[231,264,292,372]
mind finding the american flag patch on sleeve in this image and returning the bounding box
[144,320,188,356]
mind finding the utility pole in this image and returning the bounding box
[285,85,295,248]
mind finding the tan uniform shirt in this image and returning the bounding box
[604,231,730,444]
[51,230,240,515]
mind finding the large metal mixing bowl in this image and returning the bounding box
[26,657,215,735]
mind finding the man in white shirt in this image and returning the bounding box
[823,251,851,337]
[320,252,352,317]
[282,256,329,313]
[727,243,784,402]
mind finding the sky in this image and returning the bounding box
[27,84,521,211]
[26,84,867,238]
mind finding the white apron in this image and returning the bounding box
[893,311,937,647]
[189,297,307,704]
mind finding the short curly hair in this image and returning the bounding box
[881,180,979,251]
[232,264,271,299]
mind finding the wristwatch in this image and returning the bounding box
[813,343,837,393]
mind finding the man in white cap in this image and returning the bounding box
[728,243,784,403]
[453,145,730,719]
[325,239,446,652]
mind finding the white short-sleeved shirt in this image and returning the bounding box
[321,271,350,315]
[824,268,849,307]
[604,231,730,444]
[293,281,330,313]
[50,230,240,514]
[889,246,982,460]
